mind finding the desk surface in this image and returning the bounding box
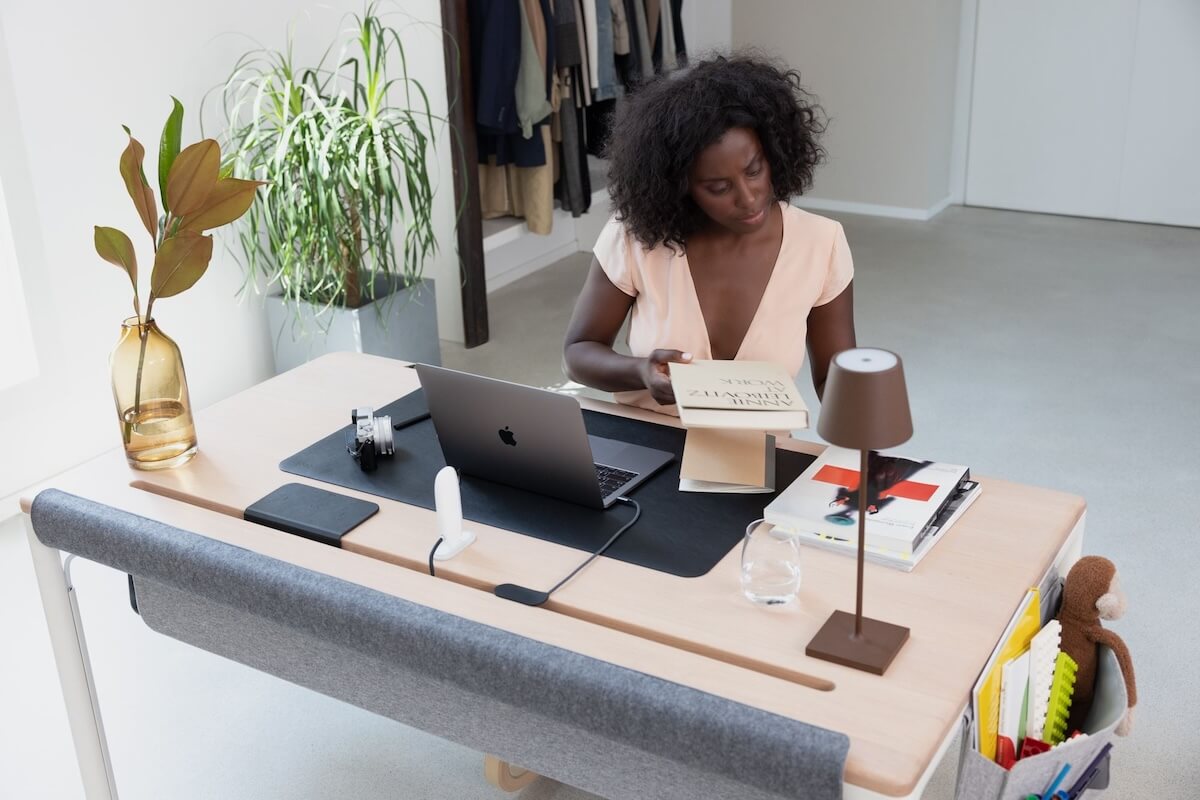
[22,352,1085,796]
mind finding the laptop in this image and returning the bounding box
[415,365,674,509]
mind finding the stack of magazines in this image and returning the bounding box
[763,447,981,572]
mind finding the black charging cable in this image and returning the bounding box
[428,536,443,577]
[493,497,641,606]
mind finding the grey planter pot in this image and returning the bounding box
[265,277,441,375]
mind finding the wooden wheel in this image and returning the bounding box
[484,755,539,792]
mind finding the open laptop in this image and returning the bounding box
[415,365,673,509]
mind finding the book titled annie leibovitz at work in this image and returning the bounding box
[667,360,809,430]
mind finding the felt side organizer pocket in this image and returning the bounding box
[955,646,1126,799]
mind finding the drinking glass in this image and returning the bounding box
[740,520,802,606]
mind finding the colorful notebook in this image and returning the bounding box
[972,587,1041,761]
[996,649,1031,767]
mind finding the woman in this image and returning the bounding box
[563,55,856,412]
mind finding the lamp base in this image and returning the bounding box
[806,610,910,675]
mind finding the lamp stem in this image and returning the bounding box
[856,448,867,637]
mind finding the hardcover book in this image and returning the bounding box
[668,360,809,430]
[782,480,980,571]
[763,446,971,557]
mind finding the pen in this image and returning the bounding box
[393,412,431,432]
[1042,763,1071,799]
[1066,743,1113,798]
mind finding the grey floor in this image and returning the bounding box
[3,205,1197,798]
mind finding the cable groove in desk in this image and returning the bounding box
[132,478,837,692]
[348,537,836,693]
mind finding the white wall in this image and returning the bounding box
[966,0,1200,227]
[733,1,963,218]
[966,0,1139,220]
[0,0,457,502]
[679,0,733,59]
[0,167,38,392]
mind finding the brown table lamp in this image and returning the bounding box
[806,348,913,675]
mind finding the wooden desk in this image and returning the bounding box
[21,352,1085,798]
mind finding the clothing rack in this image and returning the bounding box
[442,1,688,348]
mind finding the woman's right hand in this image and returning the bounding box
[638,349,692,406]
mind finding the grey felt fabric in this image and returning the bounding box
[954,648,1125,799]
[30,490,849,800]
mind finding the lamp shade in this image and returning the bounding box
[817,348,913,451]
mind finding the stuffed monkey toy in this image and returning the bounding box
[1056,556,1137,735]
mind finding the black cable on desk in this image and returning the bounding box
[541,496,641,597]
[428,536,443,577]
[434,498,642,603]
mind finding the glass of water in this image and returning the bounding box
[740,520,802,606]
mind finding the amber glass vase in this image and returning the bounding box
[110,317,198,469]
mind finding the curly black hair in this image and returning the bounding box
[604,53,826,252]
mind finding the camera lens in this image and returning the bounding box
[375,416,394,455]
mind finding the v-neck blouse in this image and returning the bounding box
[593,202,854,414]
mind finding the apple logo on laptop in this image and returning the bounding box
[498,426,517,446]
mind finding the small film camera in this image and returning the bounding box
[347,406,394,472]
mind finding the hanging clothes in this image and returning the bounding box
[650,0,687,72]
[580,0,599,96]
[555,0,583,66]
[475,0,556,234]
[515,0,552,137]
[470,0,544,168]
[557,84,591,215]
[670,0,687,66]
[621,0,652,83]
[468,0,521,136]
[659,0,677,71]
[612,0,630,56]
[465,1,686,233]
[553,0,592,216]
[645,0,661,53]
[592,0,621,102]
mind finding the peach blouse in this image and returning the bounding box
[593,202,854,413]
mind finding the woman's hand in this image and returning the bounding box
[638,349,692,405]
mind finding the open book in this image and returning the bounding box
[669,360,809,430]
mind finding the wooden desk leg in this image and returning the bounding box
[484,755,539,792]
[24,514,119,800]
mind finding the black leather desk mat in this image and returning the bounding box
[280,390,815,578]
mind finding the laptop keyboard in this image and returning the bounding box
[594,463,638,497]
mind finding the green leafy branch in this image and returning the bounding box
[94,98,264,439]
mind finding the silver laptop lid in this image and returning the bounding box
[415,365,606,508]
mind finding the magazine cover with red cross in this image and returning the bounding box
[764,446,970,554]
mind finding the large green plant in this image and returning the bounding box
[214,2,440,315]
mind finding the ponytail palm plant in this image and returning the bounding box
[214,3,439,317]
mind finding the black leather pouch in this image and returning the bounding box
[245,483,379,547]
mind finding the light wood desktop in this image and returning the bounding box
[20,352,1086,798]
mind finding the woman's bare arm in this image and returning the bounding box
[563,259,690,404]
[805,281,856,400]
